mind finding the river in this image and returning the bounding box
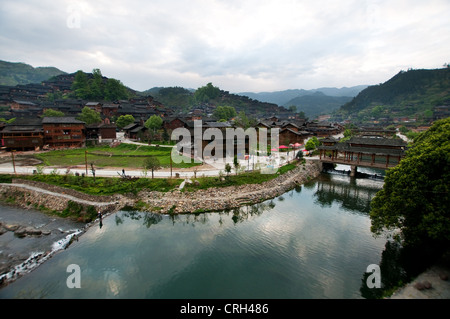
[0,168,389,299]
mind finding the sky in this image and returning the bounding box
[0,0,449,93]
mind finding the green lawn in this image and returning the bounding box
[35,143,199,169]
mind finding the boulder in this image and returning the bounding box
[4,224,20,231]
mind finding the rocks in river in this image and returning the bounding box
[0,224,50,238]
[14,227,43,237]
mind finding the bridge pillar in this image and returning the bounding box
[350,165,357,177]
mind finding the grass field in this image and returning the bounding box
[34,143,199,169]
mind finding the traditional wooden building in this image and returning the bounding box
[42,117,86,149]
[86,123,117,143]
[1,118,44,151]
[319,136,407,171]
[279,128,312,145]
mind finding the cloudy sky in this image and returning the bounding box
[1,0,449,93]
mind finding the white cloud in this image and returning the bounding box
[0,0,449,92]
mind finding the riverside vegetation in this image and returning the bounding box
[0,158,317,220]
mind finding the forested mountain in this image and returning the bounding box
[238,85,367,106]
[333,67,450,124]
[0,60,66,86]
[140,84,288,118]
[284,92,353,119]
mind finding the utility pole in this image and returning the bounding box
[85,150,88,176]
[170,152,173,178]
[11,150,16,175]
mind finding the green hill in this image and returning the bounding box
[0,60,67,86]
[140,84,287,118]
[334,67,450,124]
[283,92,353,119]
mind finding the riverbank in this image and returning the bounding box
[0,159,321,215]
[0,159,321,287]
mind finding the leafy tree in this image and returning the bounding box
[233,155,240,175]
[234,110,257,129]
[71,70,90,98]
[297,111,307,120]
[143,156,161,179]
[105,78,129,101]
[194,82,221,103]
[288,105,297,113]
[305,137,320,151]
[77,106,102,125]
[42,108,65,117]
[89,68,104,99]
[144,115,163,133]
[71,68,129,101]
[370,118,450,247]
[116,114,135,129]
[225,163,232,176]
[213,105,236,121]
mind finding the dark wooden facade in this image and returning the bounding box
[319,137,407,169]
[42,117,85,149]
[1,120,44,151]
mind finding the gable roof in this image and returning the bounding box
[42,117,85,124]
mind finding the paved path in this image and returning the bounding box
[0,183,116,207]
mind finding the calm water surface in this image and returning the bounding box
[0,172,388,299]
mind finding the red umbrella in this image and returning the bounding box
[278,145,289,149]
[294,143,302,148]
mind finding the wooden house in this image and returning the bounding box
[1,118,44,151]
[42,117,86,149]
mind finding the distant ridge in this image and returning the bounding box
[334,67,450,123]
[237,85,367,106]
[0,60,67,86]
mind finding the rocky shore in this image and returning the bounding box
[0,159,322,216]
[0,159,321,287]
[138,159,322,214]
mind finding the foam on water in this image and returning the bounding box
[0,229,83,286]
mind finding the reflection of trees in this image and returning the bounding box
[313,176,381,214]
[231,201,276,224]
[360,240,446,299]
[113,199,277,228]
[115,211,162,228]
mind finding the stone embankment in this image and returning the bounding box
[139,159,322,214]
[0,160,322,216]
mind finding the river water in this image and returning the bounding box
[0,167,389,299]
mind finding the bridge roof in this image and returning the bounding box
[319,143,405,156]
[347,136,407,147]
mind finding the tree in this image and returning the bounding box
[370,118,450,247]
[234,110,257,129]
[288,105,297,113]
[116,114,135,129]
[71,70,89,99]
[305,137,319,151]
[89,68,104,99]
[105,78,129,101]
[144,115,163,133]
[77,106,102,125]
[194,82,221,103]
[225,163,232,176]
[233,155,240,175]
[42,108,65,117]
[143,156,161,179]
[213,105,236,121]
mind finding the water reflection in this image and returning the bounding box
[314,174,383,214]
[113,200,278,228]
[0,172,390,299]
[115,211,163,228]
